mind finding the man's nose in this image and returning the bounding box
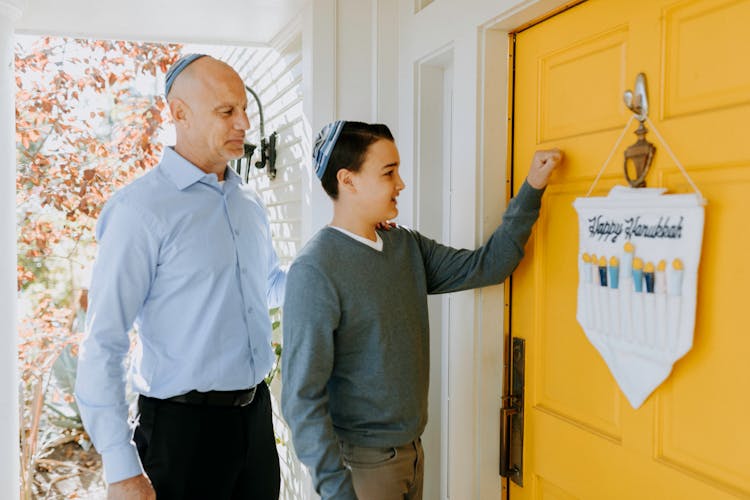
[236,110,250,131]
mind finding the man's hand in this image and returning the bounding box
[375,221,397,231]
[107,474,155,500]
[526,149,564,189]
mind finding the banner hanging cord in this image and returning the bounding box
[585,115,635,197]
[585,115,706,205]
[645,116,705,203]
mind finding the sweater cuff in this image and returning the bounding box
[101,442,144,484]
[517,179,545,207]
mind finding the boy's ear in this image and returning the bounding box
[336,168,356,194]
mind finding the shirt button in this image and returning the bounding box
[247,307,252,314]
[242,268,247,274]
[234,229,240,236]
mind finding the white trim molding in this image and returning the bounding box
[1,2,25,498]
[474,2,572,498]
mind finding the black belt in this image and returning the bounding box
[151,386,257,407]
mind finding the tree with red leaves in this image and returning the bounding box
[15,36,182,498]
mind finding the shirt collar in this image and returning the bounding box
[160,147,242,191]
[223,166,243,188]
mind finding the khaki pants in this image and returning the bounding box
[340,439,424,500]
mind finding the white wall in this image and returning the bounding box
[302,0,399,234]
[229,32,307,267]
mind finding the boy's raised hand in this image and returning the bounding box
[527,149,564,189]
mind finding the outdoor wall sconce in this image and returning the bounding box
[232,85,278,181]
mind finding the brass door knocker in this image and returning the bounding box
[623,73,656,187]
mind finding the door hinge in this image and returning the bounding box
[500,337,525,486]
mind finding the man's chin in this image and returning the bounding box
[224,148,246,161]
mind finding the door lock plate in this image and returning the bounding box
[500,337,525,486]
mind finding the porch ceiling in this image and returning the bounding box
[15,0,306,46]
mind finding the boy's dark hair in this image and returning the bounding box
[320,121,394,199]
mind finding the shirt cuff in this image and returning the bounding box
[101,442,144,484]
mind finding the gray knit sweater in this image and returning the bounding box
[281,181,544,499]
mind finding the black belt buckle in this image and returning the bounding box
[234,385,256,407]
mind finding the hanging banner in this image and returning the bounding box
[573,186,704,409]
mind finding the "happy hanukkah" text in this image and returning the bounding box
[587,216,684,242]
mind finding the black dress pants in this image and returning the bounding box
[134,382,280,500]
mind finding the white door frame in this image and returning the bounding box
[475,1,576,498]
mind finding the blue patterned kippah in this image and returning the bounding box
[312,120,346,180]
[165,53,207,97]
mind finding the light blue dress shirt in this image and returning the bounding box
[75,147,286,484]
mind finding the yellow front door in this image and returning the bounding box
[510,0,750,498]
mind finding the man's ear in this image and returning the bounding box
[169,98,188,127]
[336,168,356,194]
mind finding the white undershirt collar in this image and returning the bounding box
[330,225,383,252]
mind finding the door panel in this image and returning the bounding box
[538,26,628,142]
[662,0,750,117]
[536,185,622,441]
[511,0,750,498]
[656,166,750,491]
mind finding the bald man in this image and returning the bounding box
[75,55,284,500]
